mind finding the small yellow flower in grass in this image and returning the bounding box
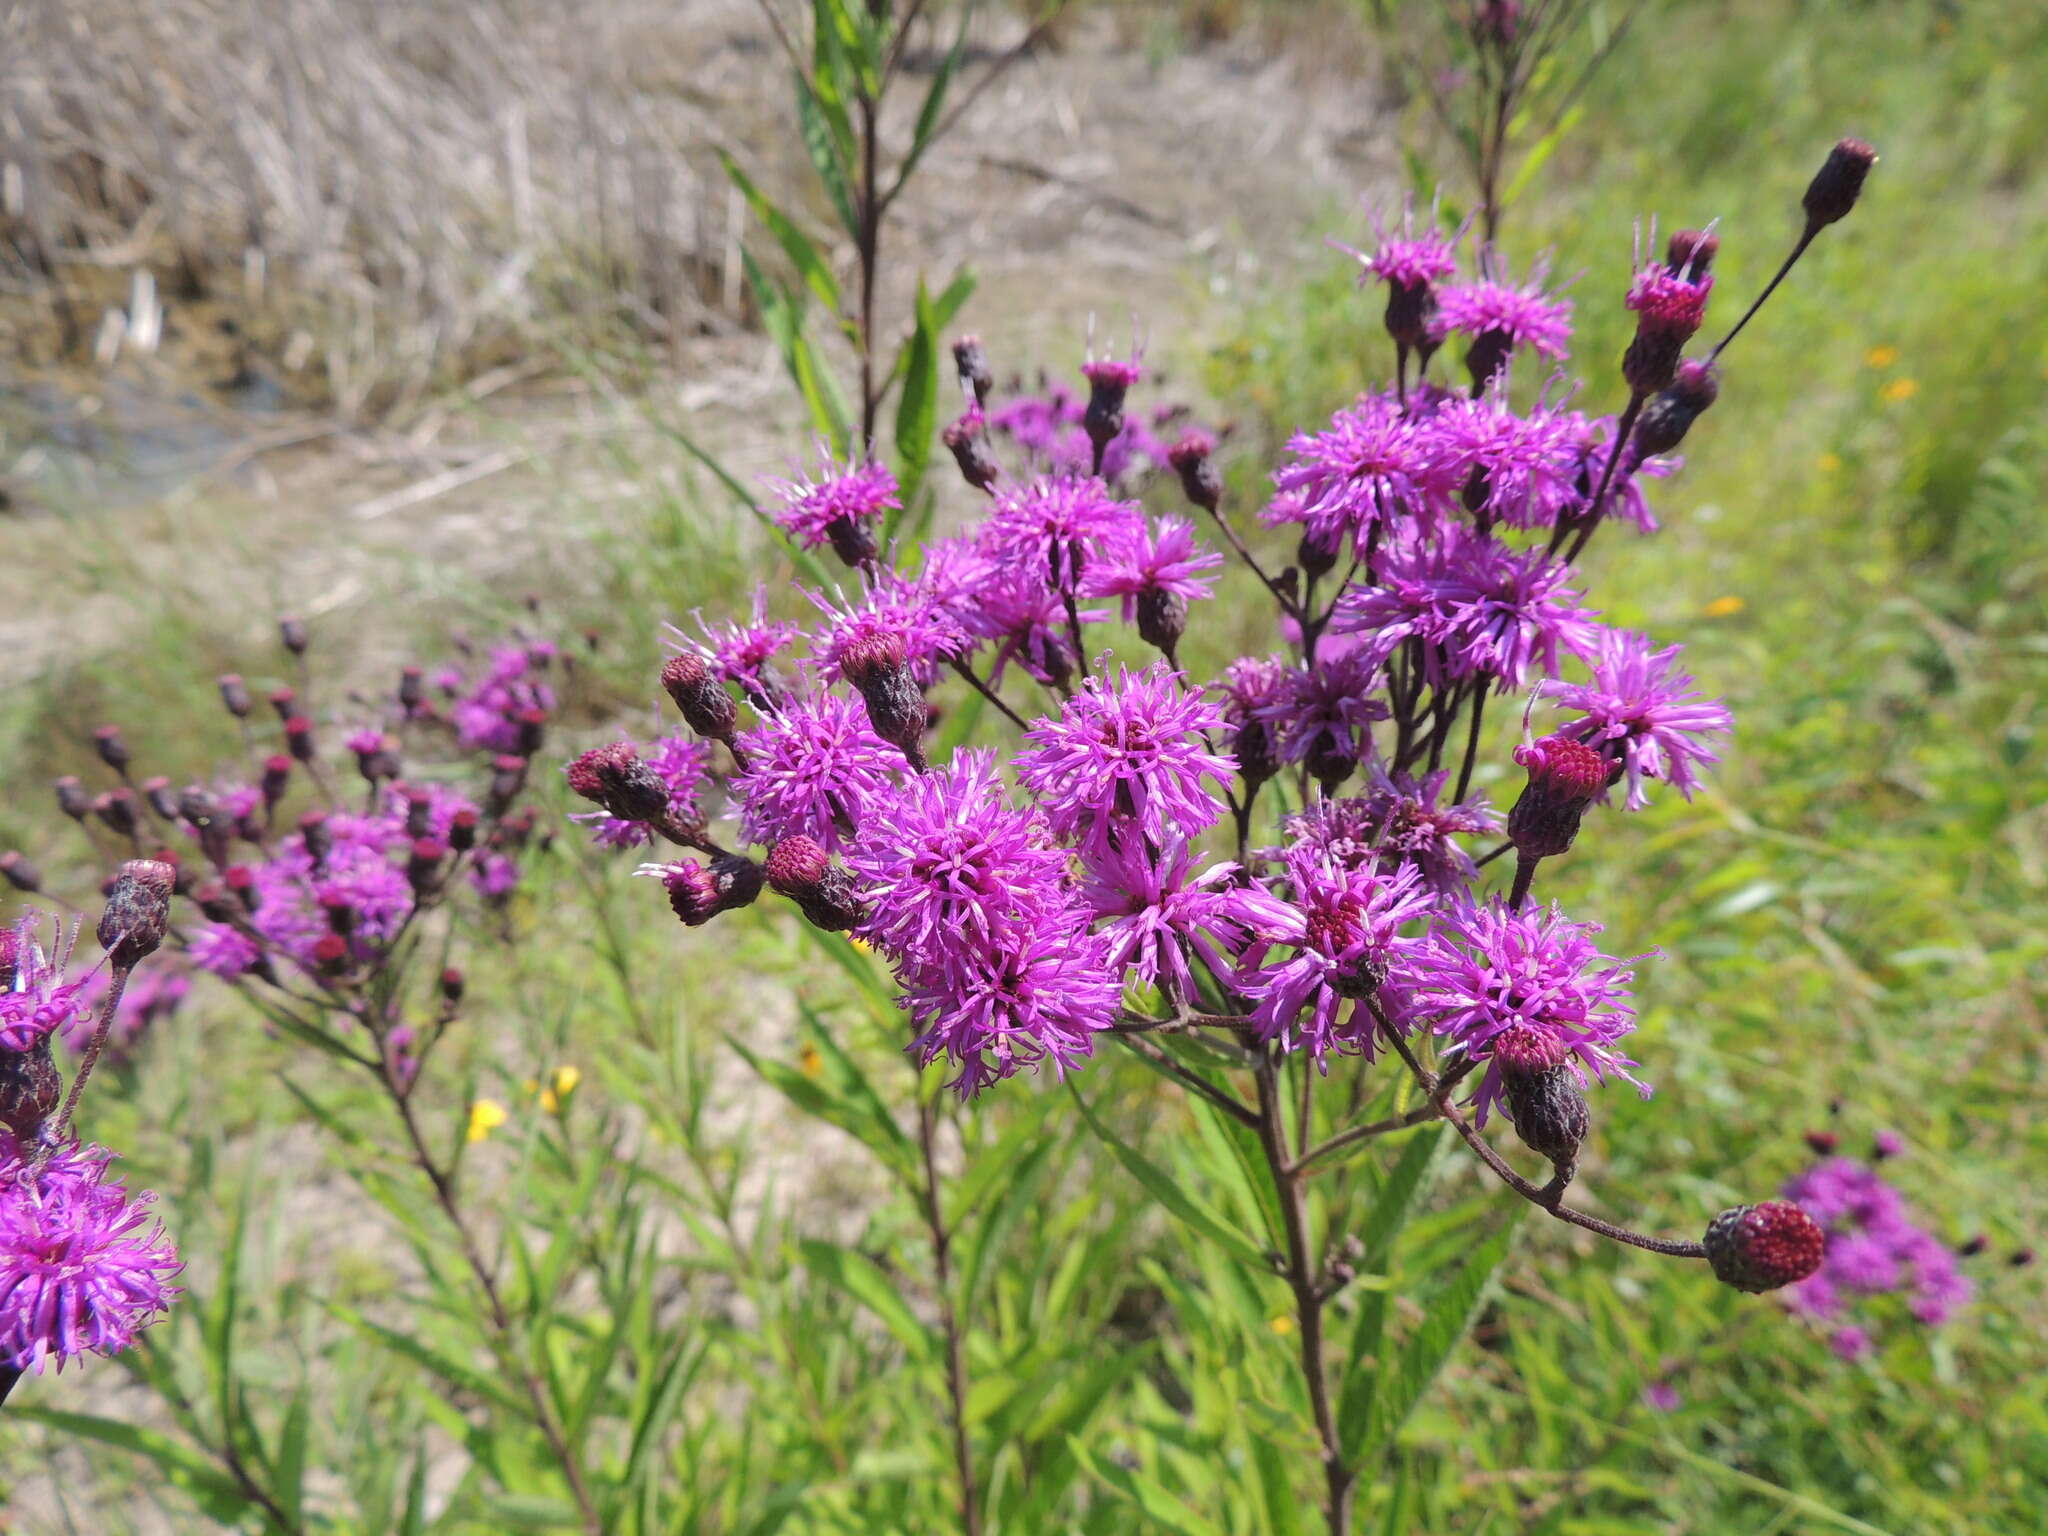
[846,935,872,954]
[466,1099,508,1143]
[1817,451,1844,474]
[1864,344,1899,369]
[1269,1315,1295,1337]
[1703,596,1745,618]
[539,1064,582,1115]
[1880,377,1919,403]
[799,1041,825,1079]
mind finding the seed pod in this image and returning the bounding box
[98,858,175,967]
[1491,1025,1590,1176]
[763,836,868,932]
[311,933,350,977]
[1703,1201,1827,1293]
[224,865,260,913]
[487,754,529,816]
[1802,139,1877,230]
[1464,327,1515,394]
[564,743,671,823]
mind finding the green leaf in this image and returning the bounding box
[1070,1086,1269,1271]
[1069,1438,1231,1536]
[326,1302,529,1417]
[1346,1212,1521,1462]
[1248,1430,1306,1536]
[894,280,940,508]
[798,1238,936,1362]
[1360,1123,1447,1268]
[792,67,859,239]
[399,1444,432,1536]
[14,1408,253,1516]
[743,250,853,450]
[900,8,971,187]
[814,0,881,100]
[720,151,843,316]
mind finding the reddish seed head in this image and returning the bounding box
[1490,1024,1569,1076]
[268,687,296,720]
[1507,736,1612,860]
[764,836,831,897]
[312,933,349,973]
[1803,138,1877,229]
[439,967,465,1003]
[98,858,175,967]
[284,716,315,762]
[1704,1201,1827,1293]
[449,808,479,852]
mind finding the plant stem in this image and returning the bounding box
[1708,224,1816,363]
[1559,391,1644,565]
[915,1096,983,1536]
[1289,1058,1477,1177]
[40,963,133,1159]
[949,658,1030,729]
[1453,679,1489,804]
[1252,1058,1354,1535]
[1507,851,1540,909]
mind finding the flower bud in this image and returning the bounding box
[225,864,260,912]
[1233,718,1278,788]
[94,725,131,772]
[284,716,316,763]
[1136,587,1188,657]
[449,809,479,853]
[515,708,547,756]
[403,791,434,840]
[312,933,350,976]
[55,776,91,821]
[952,335,993,407]
[94,789,139,838]
[1507,736,1611,860]
[1632,359,1719,457]
[398,665,426,711]
[99,858,174,967]
[279,616,309,655]
[1168,431,1222,515]
[661,653,740,743]
[218,673,253,718]
[1297,529,1340,582]
[1464,327,1515,394]
[763,836,869,932]
[1491,1026,1590,1176]
[565,743,671,823]
[1803,1129,1839,1155]
[1081,357,1141,469]
[0,852,41,893]
[298,811,332,866]
[1802,139,1877,230]
[1304,729,1357,795]
[1665,228,1719,274]
[439,967,466,1004]
[268,686,296,720]
[1958,1233,1987,1258]
[841,635,928,768]
[487,754,529,816]
[406,837,447,894]
[1703,1201,1826,1293]
[261,754,293,807]
[649,855,763,927]
[0,1034,63,1140]
[139,776,178,822]
[943,413,1000,494]
[826,515,880,569]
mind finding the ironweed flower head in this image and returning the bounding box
[0,916,95,1054]
[1781,1156,1973,1338]
[674,589,801,709]
[1267,394,1462,557]
[1705,1201,1827,1294]
[571,735,708,849]
[1081,835,1292,1004]
[762,448,900,565]
[0,1140,181,1375]
[733,692,902,854]
[1255,652,1391,791]
[1507,735,1613,860]
[981,474,1145,593]
[1436,255,1573,388]
[1540,629,1732,810]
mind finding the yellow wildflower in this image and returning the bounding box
[1703,596,1745,618]
[1880,377,1919,403]
[1864,344,1899,369]
[1816,451,1843,473]
[1270,1315,1296,1337]
[466,1099,508,1143]
[539,1064,582,1115]
[799,1042,825,1079]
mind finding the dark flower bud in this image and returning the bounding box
[94,725,131,772]
[284,716,316,763]
[943,414,1000,494]
[406,837,447,894]
[0,1034,63,1140]
[1491,1025,1590,1177]
[449,809,479,853]
[224,865,260,912]
[1168,431,1222,514]
[825,514,879,569]
[1383,279,1439,353]
[1136,587,1189,656]
[1297,529,1340,582]
[398,665,426,711]
[99,858,174,967]
[153,850,193,897]
[764,836,869,932]
[298,811,332,866]
[142,776,179,821]
[403,791,435,840]
[322,897,357,936]
[1665,228,1719,275]
[487,754,529,816]
[656,854,764,927]
[1233,719,1278,788]
[2010,1247,2036,1269]
[0,851,42,892]
[1958,1234,1988,1258]
[261,753,293,807]
[1507,736,1612,860]
[1464,327,1515,394]
[268,686,297,720]
[279,616,310,655]
[1081,357,1142,467]
[1804,1129,1840,1156]
[1802,139,1877,230]
[354,735,399,783]
[1632,359,1720,457]
[439,967,465,1004]
[840,635,928,769]
[55,776,91,821]
[218,673,253,718]
[565,743,671,823]
[1704,1201,1827,1293]
[952,335,993,407]
[661,653,739,743]
[515,708,547,756]
[94,790,139,838]
[1304,729,1357,795]
[311,933,350,976]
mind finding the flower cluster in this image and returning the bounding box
[1782,1152,1974,1358]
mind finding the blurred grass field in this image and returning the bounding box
[2,1,2044,1531]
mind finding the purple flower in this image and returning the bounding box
[988,383,1175,482]
[1641,1380,1683,1412]
[1080,515,1223,619]
[847,749,1069,970]
[733,692,903,854]
[806,575,970,690]
[469,852,522,900]
[1267,394,1462,558]
[1427,537,1599,687]
[761,448,900,552]
[1081,837,1294,1003]
[1402,899,1644,1126]
[0,1141,181,1374]
[1016,662,1234,852]
[1213,656,1291,727]
[1435,255,1573,361]
[1828,1326,1874,1361]
[1334,200,1462,291]
[980,474,1145,592]
[1240,848,1431,1062]
[189,924,260,979]
[0,916,96,1052]
[1254,652,1391,783]
[1288,769,1500,896]
[441,643,556,754]
[1540,630,1732,809]
[1783,1157,1974,1343]
[1430,392,1588,530]
[670,589,800,708]
[898,919,1119,1098]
